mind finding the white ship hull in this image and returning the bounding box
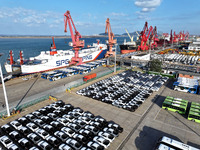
[5,43,108,74]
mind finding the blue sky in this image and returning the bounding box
[0,0,200,35]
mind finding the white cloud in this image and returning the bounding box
[0,7,62,27]
[134,0,162,12]
[134,0,162,20]
[110,12,128,17]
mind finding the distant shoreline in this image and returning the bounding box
[0,35,126,39]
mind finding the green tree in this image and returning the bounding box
[149,59,162,72]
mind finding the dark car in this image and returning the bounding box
[9,131,22,142]
[54,100,65,107]
[40,116,53,124]
[17,117,29,126]
[1,124,13,134]
[73,133,88,145]
[63,104,74,111]
[107,122,123,133]
[43,124,56,135]
[46,136,61,148]
[18,126,31,136]
[50,121,64,130]
[18,138,32,150]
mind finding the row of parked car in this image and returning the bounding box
[41,60,107,81]
[151,54,200,65]
[0,100,123,150]
[77,70,168,112]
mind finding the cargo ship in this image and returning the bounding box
[5,42,108,75]
[120,39,138,54]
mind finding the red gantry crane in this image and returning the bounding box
[105,18,117,57]
[185,32,189,40]
[64,10,85,65]
[150,26,159,49]
[173,31,178,43]
[138,21,153,51]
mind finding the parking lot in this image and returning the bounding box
[0,71,200,149]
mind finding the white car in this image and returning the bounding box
[37,140,53,150]
[59,143,73,150]
[0,135,13,147]
[93,136,110,149]
[98,131,115,142]
[27,133,41,144]
[61,127,75,137]
[103,127,118,137]
[35,129,50,139]
[7,143,19,150]
[10,121,22,130]
[57,118,69,126]
[87,141,104,150]
[26,122,39,132]
[54,131,68,142]
[66,138,82,150]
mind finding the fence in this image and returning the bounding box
[148,71,175,78]
[0,67,122,119]
[0,95,49,118]
[66,67,121,90]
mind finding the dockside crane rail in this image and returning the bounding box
[64,10,85,65]
[105,18,117,57]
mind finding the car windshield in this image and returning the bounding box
[42,132,48,136]
[62,134,67,139]
[5,139,11,144]
[75,143,81,148]
[69,130,73,134]
[103,140,109,145]
[15,123,20,126]
[46,145,52,150]
[54,140,59,144]
[63,120,68,123]
[34,136,40,141]
[32,125,37,129]
[108,135,114,139]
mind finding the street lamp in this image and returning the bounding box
[114,44,117,73]
[0,53,10,116]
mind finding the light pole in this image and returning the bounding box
[114,44,117,73]
[0,54,10,116]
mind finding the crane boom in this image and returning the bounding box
[125,28,133,42]
[105,18,116,57]
[64,10,84,65]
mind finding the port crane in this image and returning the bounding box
[138,21,153,51]
[185,32,189,40]
[7,51,14,65]
[173,31,178,43]
[19,51,24,65]
[64,10,85,65]
[150,26,159,49]
[105,18,117,57]
[125,28,134,42]
[50,37,57,55]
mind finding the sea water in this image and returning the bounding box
[0,36,130,74]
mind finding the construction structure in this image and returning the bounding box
[173,74,199,94]
[64,10,85,65]
[138,22,153,51]
[105,18,116,57]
